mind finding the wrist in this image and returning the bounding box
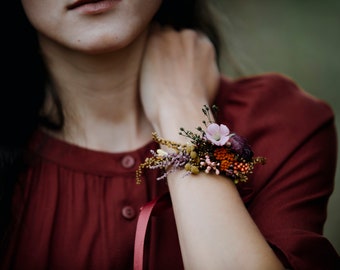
[151,101,211,143]
[136,104,266,185]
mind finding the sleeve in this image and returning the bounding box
[257,120,339,269]
[215,73,339,269]
[235,74,340,269]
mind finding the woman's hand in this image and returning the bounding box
[139,25,220,140]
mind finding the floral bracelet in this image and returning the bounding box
[136,105,266,184]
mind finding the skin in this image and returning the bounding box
[21,0,285,268]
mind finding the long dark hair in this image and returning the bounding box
[0,0,47,250]
[0,0,223,249]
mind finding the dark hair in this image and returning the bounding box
[0,0,47,250]
[0,0,223,249]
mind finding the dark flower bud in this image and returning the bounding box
[229,134,254,161]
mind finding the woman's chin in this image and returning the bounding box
[68,28,147,55]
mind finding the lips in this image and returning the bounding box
[67,0,104,10]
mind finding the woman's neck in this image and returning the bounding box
[40,30,153,152]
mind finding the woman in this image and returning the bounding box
[1,0,339,269]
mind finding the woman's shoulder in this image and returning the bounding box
[213,72,337,201]
[220,72,332,112]
[214,72,334,133]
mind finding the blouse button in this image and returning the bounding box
[121,155,135,168]
[121,206,136,220]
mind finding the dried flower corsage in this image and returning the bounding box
[136,105,266,184]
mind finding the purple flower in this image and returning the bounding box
[205,123,232,146]
[228,134,254,161]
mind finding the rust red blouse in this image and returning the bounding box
[2,73,339,269]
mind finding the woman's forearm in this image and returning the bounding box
[154,107,284,269]
[167,171,284,269]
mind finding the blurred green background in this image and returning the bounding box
[214,0,340,253]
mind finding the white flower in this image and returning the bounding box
[205,123,232,146]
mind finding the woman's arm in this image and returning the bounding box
[140,25,284,269]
